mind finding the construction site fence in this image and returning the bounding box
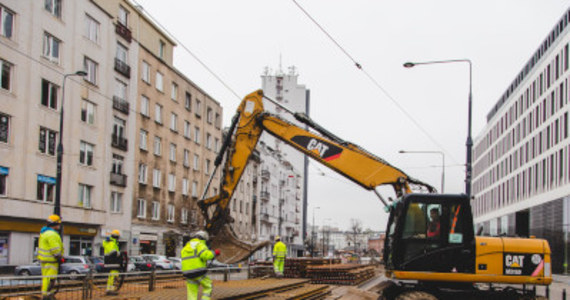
[0,265,260,300]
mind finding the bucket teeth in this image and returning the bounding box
[211,224,270,264]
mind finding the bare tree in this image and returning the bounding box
[346,219,363,253]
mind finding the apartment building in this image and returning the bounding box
[0,0,135,265]
[473,7,570,273]
[91,1,223,257]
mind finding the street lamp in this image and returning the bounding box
[403,59,472,198]
[54,70,88,224]
[311,206,320,257]
[399,150,445,193]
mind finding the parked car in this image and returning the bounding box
[87,256,104,273]
[130,256,154,271]
[140,255,173,270]
[15,256,92,278]
[168,257,181,270]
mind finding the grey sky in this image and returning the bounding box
[133,0,569,231]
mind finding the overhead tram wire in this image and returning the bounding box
[289,0,459,165]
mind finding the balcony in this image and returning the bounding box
[115,22,132,43]
[260,213,270,223]
[260,191,270,201]
[113,96,130,114]
[251,150,261,163]
[114,58,131,78]
[110,173,127,187]
[111,134,128,151]
[279,180,285,187]
[261,170,270,180]
[292,230,300,237]
[252,175,258,185]
[295,218,300,225]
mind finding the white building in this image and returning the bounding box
[473,7,570,274]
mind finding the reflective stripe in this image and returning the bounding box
[37,252,55,258]
[182,255,197,260]
[105,264,120,268]
[203,293,211,297]
[197,249,206,257]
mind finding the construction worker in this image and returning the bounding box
[103,229,121,295]
[273,236,287,277]
[181,231,220,300]
[38,215,63,300]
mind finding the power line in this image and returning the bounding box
[289,0,459,165]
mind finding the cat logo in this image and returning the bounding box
[505,254,525,268]
[290,136,343,161]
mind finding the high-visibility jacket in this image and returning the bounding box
[103,236,120,268]
[37,227,63,263]
[273,241,287,258]
[181,238,214,278]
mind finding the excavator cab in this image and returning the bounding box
[384,194,475,274]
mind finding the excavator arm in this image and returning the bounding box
[198,90,435,263]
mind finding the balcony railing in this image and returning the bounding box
[260,191,270,201]
[260,213,270,223]
[111,134,128,151]
[115,22,132,42]
[114,58,131,78]
[113,96,130,114]
[110,172,127,187]
[261,170,270,180]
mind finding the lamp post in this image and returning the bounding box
[311,206,320,257]
[54,71,87,223]
[322,218,332,257]
[398,150,445,193]
[403,59,472,198]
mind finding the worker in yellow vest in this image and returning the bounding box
[273,236,287,277]
[181,231,220,300]
[37,215,63,300]
[103,230,121,295]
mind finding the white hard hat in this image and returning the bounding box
[194,231,209,240]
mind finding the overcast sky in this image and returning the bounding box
[133,0,569,232]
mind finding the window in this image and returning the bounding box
[0,113,10,143]
[159,40,165,58]
[194,127,200,144]
[168,173,176,192]
[116,43,127,63]
[167,204,175,223]
[155,72,163,92]
[83,57,98,85]
[171,83,178,101]
[154,136,162,156]
[206,133,212,150]
[39,127,57,156]
[215,113,221,128]
[110,192,122,213]
[84,14,99,43]
[44,0,61,18]
[79,141,94,166]
[183,149,190,167]
[1,5,14,39]
[43,32,60,63]
[0,59,11,91]
[78,184,92,208]
[138,163,147,184]
[193,154,199,171]
[214,138,219,153]
[153,169,161,188]
[184,121,191,139]
[207,107,213,124]
[81,100,95,124]
[181,208,188,224]
[185,92,191,111]
[169,143,177,162]
[141,61,150,83]
[140,95,149,116]
[192,181,198,197]
[152,201,160,220]
[41,79,58,109]
[137,198,146,218]
[37,175,55,202]
[0,166,7,196]
[115,80,127,101]
[205,159,211,175]
[195,100,202,117]
[182,178,189,196]
[155,104,162,124]
[118,5,128,26]
[170,113,178,131]
[113,117,126,142]
[139,130,148,150]
[111,154,123,174]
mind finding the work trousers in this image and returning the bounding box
[273,257,285,276]
[107,270,119,291]
[186,275,212,300]
[40,262,58,298]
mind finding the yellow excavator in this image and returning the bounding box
[198,90,551,299]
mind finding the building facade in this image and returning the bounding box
[473,7,570,274]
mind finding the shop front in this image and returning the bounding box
[139,233,158,254]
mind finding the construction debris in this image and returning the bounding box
[306,264,375,286]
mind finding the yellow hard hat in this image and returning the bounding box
[111,230,121,236]
[47,215,61,224]
[275,236,280,241]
